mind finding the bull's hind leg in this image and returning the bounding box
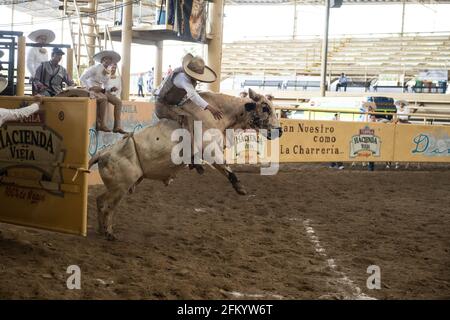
[97,188,127,241]
[96,192,108,235]
[212,163,247,195]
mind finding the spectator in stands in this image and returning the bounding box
[336,73,348,92]
[80,50,127,134]
[167,65,173,76]
[359,103,375,122]
[394,100,410,124]
[367,114,378,172]
[0,95,42,127]
[34,48,74,97]
[329,113,344,170]
[441,81,448,94]
[239,91,248,99]
[405,78,415,93]
[393,100,419,170]
[147,67,154,93]
[105,63,121,98]
[137,73,144,97]
[26,29,56,94]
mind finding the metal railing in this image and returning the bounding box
[275,106,450,124]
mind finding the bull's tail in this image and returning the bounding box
[88,152,102,169]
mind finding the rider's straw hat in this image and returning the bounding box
[28,29,55,43]
[93,50,121,64]
[182,53,217,83]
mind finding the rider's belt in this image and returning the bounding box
[157,95,190,107]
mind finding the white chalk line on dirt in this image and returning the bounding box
[220,289,284,300]
[289,217,376,300]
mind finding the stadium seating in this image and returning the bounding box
[222,34,450,82]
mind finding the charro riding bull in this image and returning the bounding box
[89,88,282,240]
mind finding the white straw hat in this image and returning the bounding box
[93,50,121,64]
[182,53,217,83]
[28,29,55,43]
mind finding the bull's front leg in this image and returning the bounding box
[212,163,247,195]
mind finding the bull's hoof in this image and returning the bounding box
[163,178,174,186]
[195,165,204,175]
[105,232,117,241]
[233,182,247,195]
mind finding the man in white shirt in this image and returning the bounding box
[0,96,42,127]
[26,29,55,94]
[80,50,126,134]
[395,100,410,123]
[0,50,6,93]
[336,73,348,92]
[34,47,74,96]
[105,63,121,98]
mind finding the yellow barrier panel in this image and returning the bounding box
[237,119,450,163]
[84,102,450,166]
[0,96,93,236]
[394,123,450,162]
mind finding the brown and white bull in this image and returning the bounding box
[89,89,282,240]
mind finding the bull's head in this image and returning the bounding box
[243,88,282,140]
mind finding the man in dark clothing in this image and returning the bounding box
[34,47,74,96]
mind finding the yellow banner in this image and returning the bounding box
[394,123,450,162]
[0,96,93,236]
[278,119,395,162]
[83,105,449,166]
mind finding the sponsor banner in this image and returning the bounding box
[394,124,450,162]
[278,119,395,162]
[226,129,268,164]
[417,69,448,82]
[0,96,93,236]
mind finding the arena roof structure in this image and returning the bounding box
[4,0,450,21]
[2,0,450,96]
[227,0,450,5]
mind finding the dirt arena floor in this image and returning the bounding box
[1,163,449,299]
